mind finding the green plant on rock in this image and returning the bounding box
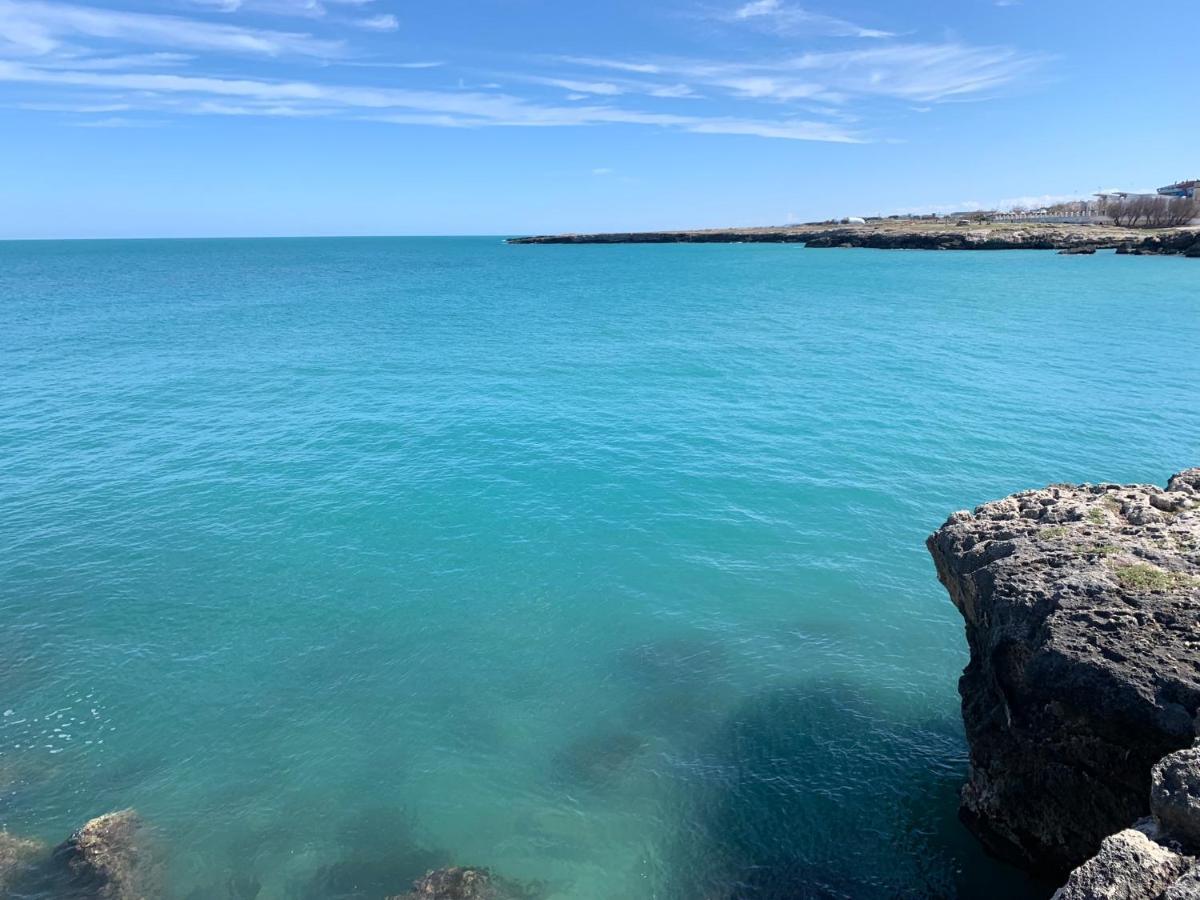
[1113,563,1197,592]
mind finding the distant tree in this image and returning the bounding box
[1103,195,1198,228]
[1162,197,1199,227]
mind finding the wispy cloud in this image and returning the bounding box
[727,0,893,39]
[0,59,863,141]
[0,0,346,59]
[182,0,375,16]
[566,42,1042,104]
[70,114,160,126]
[354,13,397,32]
[515,74,696,100]
[0,0,1043,144]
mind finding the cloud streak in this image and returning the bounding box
[564,42,1042,104]
[0,59,863,140]
[0,0,1043,142]
[729,0,893,39]
[0,0,345,59]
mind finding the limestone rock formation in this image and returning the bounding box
[1153,747,1200,849]
[1051,827,1192,900]
[53,809,163,899]
[1053,743,1200,899]
[927,469,1200,875]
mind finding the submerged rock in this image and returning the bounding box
[928,469,1200,875]
[553,728,647,787]
[52,809,163,899]
[1,831,46,893]
[388,866,539,900]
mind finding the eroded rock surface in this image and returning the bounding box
[928,469,1200,874]
[1051,825,1192,900]
[1153,746,1200,849]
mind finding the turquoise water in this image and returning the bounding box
[1,238,1197,899]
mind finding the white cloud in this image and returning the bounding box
[0,1,1042,146]
[592,167,613,175]
[526,76,625,96]
[337,59,443,69]
[70,114,159,126]
[18,99,130,111]
[0,59,863,141]
[183,0,374,15]
[729,0,893,39]
[566,42,1042,104]
[0,0,345,59]
[556,56,663,75]
[355,13,398,32]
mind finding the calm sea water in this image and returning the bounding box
[1,238,1197,899]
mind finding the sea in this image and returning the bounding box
[1,237,1197,899]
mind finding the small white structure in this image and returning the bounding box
[842,216,867,225]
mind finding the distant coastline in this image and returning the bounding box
[508,221,1200,256]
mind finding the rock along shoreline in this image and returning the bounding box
[507,223,1200,256]
[928,469,1200,896]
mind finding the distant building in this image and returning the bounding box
[1158,180,1199,199]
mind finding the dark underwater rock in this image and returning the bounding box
[298,809,449,900]
[553,728,648,787]
[617,635,727,687]
[0,830,46,893]
[653,678,1021,899]
[50,809,164,900]
[928,470,1200,876]
[388,866,541,900]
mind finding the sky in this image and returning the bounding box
[0,0,1196,238]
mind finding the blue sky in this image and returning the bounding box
[0,0,1196,238]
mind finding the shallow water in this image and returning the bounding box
[1,238,1197,899]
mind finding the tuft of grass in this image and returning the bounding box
[1041,526,1069,540]
[1113,563,1197,592]
[1090,544,1121,556]
[1087,507,1108,525]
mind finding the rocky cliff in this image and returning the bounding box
[927,470,1200,877]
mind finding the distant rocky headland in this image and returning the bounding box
[508,222,1200,256]
[929,469,1200,897]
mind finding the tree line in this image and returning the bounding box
[1101,195,1199,228]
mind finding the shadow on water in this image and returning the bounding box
[656,679,1053,900]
